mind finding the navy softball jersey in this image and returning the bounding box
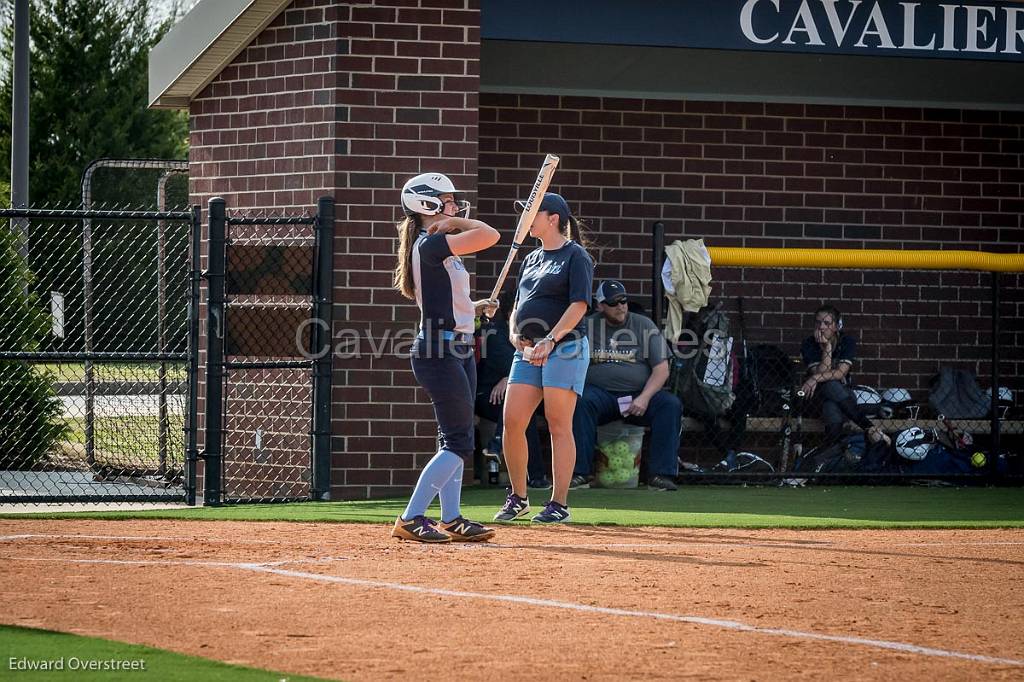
[514,240,593,342]
[412,231,474,336]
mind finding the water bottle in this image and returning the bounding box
[487,457,499,485]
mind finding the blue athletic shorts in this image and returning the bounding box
[508,337,590,396]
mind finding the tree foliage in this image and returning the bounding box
[0,227,67,469]
[0,0,188,206]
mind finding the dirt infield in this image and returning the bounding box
[1,519,1023,680]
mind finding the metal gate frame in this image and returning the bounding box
[81,159,190,473]
[201,196,335,506]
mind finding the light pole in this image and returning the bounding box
[11,0,30,269]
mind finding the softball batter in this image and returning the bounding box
[391,172,500,543]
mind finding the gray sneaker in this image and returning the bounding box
[493,492,530,521]
[440,516,496,542]
[647,474,678,491]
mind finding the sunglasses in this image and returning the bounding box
[606,298,628,307]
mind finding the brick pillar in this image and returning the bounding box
[330,1,481,499]
[188,0,481,500]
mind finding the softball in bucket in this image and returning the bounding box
[594,422,644,489]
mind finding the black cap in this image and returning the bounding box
[515,192,570,224]
[595,280,628,304]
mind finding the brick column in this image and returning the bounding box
[189,0,481,500]
[330,0,481,499]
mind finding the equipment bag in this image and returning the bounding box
[743,344,796,417]
[669,304,735,418]
[793,434,894,475]
[900,443,974,476]
[710,451,775,473]
[928,367,989,419]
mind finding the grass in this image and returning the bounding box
[33,362,187,383]
[4,486,1024,528]
[60,415,184,468]
[0,625,329,681]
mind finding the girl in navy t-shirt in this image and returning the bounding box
[494,192,593,525]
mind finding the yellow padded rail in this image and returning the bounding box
[707,247,1024,273]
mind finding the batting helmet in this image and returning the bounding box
[401,172,470,217]
[895,426,934,461]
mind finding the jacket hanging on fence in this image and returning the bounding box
[663,238,712,343]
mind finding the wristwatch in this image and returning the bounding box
[541,334,556,345]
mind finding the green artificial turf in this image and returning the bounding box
[0,625,330,681]
[4,485,1023,528]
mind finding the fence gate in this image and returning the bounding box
[0,204,199,503]
[201,197,334,505]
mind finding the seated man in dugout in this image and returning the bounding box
[570,280,682,491]
[800,304,891,447]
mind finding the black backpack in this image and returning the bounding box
[793,434,893,476]
[928,368,990,419]
[743,344,796,417]
[668,304,736,418]
[793,441,857,474]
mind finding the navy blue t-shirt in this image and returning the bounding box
[513,240,593,342]
[413,232,474,336]
[801,333,857,381]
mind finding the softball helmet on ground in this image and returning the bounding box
[895,426,934,461]
[401,172,470,217]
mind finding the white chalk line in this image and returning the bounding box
[888,541,1024,547]
[483,539,1024,552]
[7,554,1022,668]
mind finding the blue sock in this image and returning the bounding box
[438,456,464,523]
[402,449,463,521]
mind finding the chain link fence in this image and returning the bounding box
[1,199,198,502]
[0,160,196,503]
[651,228,1021,484]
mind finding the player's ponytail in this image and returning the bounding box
[565,214,593,253]
[393,216,420,300]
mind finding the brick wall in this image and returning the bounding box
[187,0,340,500]
[189,0,340,211]
[476,94,1023,398]
[188,0,482,500]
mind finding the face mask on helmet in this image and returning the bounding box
[401,172,471,218]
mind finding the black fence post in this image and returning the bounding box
[652,221,665,325]
[185,204,202,506]
[202,198,227,506]
[991,271,1001,456]
[311,196,335,501]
